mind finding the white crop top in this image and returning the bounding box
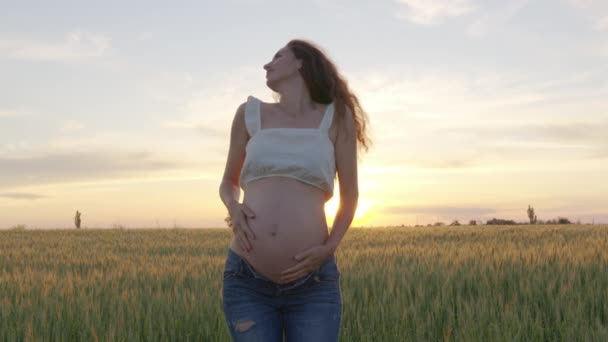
[239,96,337,202]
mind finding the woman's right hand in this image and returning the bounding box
[228,201,257,252]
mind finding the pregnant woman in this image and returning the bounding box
[219,39,371,341]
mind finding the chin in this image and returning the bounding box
[266,79,280,92]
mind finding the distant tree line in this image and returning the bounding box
[412,204,576,227]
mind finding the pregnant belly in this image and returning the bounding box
[229,177,330,284]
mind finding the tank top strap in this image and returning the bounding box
[244,96,261,136]
[319,102,334,132]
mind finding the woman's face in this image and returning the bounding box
[263,46,302,90]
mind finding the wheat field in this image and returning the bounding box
[1,224,607,341]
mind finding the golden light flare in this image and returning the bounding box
[324,194,377,228]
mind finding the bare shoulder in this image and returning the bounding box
[232,100,248,135]
[255,96,268,106]
[221,100,249,185]
[258,97,277,116]
[340,106,356,139]
[330,106,356,144]
[235,100,247,119]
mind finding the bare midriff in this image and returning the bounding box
[229,176,330,284]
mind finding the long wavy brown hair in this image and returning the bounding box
[286,39,373,157]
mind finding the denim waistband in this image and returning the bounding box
[227,248,334,291]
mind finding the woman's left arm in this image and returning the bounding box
[324,107,359,253]
[280,109,359,283]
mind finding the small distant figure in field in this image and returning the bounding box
[75,210,81,229]
[527,205,537,224]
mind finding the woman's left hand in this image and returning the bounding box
[279,244,335,284]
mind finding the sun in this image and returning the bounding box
[324,194,376,227]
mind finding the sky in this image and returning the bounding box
[1,0,607,229]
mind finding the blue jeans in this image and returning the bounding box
[222,248,342,341]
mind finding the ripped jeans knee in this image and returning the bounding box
[234,319,256,332]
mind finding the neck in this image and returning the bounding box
[275,78,315,118]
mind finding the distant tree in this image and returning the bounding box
[527,205,537,224]
[433,222,445,226]
[449,220,461,226]
[74,210,81,229]
[486,218,517,225]
[469,220,477,226]
[545,217,572,225]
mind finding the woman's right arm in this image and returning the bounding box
[219,101,248,214]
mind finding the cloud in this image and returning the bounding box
[350,64,607,128]
[312,0,350,13]
[597,16,608,30]
[564,0,608,31]
[59,120,85,133]
[0,108,38,118]
[159,119,227,138]
[0,149,187,190]
[382,205,497,217]
[440,120,608,159]
[347,64,608,170]
[0,192,47,200]
[0,30,111,62]
[153,65,267,141]
[466,0,530,37]
[135,31,154,41]
[377,119,608,170]
[444,119,608,143]
[394,0,476,25]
